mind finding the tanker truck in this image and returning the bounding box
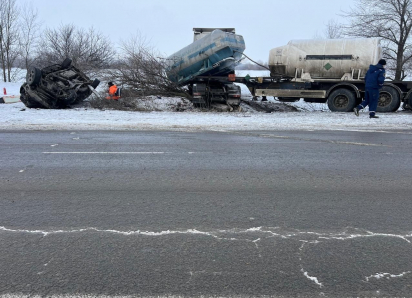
[246,38,412,112]
[165,28,246,107]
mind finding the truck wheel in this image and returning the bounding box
[26,67,42,86]
[377,86,400,112]
[327,88,356,112]
[61,58,72,69]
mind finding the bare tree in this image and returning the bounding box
[112,33,187,97]
[18,2,41,69]
[37,24,76,66]
[73,27,115,71]
[343,0,412,80]
[37,24,115,73]
[0,0,20,82]
[312,30,324,39]
[314,19,344,39]
[324,19,343,39]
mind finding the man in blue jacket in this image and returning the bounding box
[354,59,386,118]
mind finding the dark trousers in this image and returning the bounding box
[358,89,379,115]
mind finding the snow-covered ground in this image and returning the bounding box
[0,82,22,98]
[1,76,412,132]
[1,99,411,132]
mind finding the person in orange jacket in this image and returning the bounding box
[106,82,120,100]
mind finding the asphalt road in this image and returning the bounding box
[1,129,412,297]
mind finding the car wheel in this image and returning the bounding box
[327,88,357,112]
[91,79,100,89]
[20,87,42,108]
[26,67,42,86]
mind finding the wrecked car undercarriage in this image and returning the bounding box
[20,58,100,109]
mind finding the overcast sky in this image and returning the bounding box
[19,0,356,62]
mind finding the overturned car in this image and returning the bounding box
[20,58,100,109]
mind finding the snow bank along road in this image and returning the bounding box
[1,101,412,131]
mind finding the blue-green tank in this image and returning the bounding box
[166,29,245,85]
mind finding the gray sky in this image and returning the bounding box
[21,0,356,61]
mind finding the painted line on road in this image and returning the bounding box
[257,134,391,147]
[210,131,392,147]
[328,141,389,147]
[41,152,215,155]
[42,152,167,154]
[332,129,412,135]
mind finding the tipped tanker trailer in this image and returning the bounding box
[166,28,245,107]
[245,38,412,112]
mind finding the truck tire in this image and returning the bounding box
[327,88,356,112]
[376,86,400,112]
[61,58,72,69]
[26,67,42,86]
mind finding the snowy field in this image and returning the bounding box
[1,74,412,132]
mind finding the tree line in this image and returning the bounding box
[319,0,412,81]
[0,0,116,82]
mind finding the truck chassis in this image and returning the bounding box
[187,74,412,112]
[248,77,412,112]
[187,75,241,108]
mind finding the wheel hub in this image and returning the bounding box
[27,69,35,83]
[334,95,349,108]
[378,92,392,107]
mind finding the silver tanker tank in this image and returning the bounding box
[268,38,382,80]
[166,28,245,85]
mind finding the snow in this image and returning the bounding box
[1,100,412,132]
[0,82,22,97]
[1,75,412,132]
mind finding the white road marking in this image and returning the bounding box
[42,152,166,154]
[329,141,389,147]
[258,134,390,147]
[0,295,197,298]
[332,129,412,135]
